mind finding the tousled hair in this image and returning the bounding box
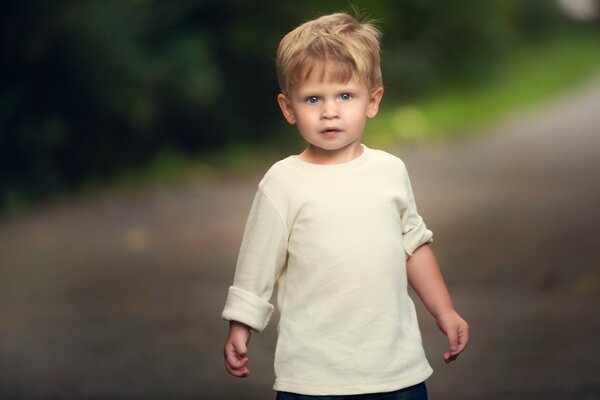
[276,11,382,95]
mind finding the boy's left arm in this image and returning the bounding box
[406,244,469,363]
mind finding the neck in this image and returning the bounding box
[298,143,364,165]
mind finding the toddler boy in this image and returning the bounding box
[222,11,469,399]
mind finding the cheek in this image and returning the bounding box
[349,105,369,123]
[295,111,316,126]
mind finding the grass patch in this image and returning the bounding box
[365,32,600,147]
[82,141,288,194]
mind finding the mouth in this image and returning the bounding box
[320,127,341,136]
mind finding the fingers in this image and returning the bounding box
[443,332,459,364]
[436,310,469,364]
[225,358,250,377]
[457,322,469,351]
[443,350,458,363]
[224,338,250,377]
[444,320,469,364]
[224,343,250,377]
[446,323,459,353]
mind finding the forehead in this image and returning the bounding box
[294,76,365,94]
[293,61,367,91]
[301,60,352,81]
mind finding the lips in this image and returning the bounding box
[320,127,341,136]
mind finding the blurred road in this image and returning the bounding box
[1,76,600,399]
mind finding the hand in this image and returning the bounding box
[224,321,252,377]
[435,309,469,363]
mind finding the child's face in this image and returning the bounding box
[277,66,383,163]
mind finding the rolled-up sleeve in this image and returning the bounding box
[221,187,288,332]
[399,165,433,257]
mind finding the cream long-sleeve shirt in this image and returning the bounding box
[222,146,434,395]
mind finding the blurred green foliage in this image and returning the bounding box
[0,0,593,210]
[366,33,600,145]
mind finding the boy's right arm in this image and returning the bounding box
[224,321,252,378]
[222,187,288,376]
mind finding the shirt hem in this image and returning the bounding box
[273,365,433,396]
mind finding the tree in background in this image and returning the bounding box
[0,0,577,210]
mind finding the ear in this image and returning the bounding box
[366,87,384,119]
[277,93,296,125]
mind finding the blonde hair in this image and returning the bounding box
[276,11,383,95]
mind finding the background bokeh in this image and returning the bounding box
[1,1,599,399]
[2,0,597,210]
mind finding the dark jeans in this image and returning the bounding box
[276,382,428,400]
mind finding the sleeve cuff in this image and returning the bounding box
[221,286,274,332]
[403,221,433,257]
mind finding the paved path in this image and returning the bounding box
[1,76,599,399]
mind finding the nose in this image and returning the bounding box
[321,100,339,119]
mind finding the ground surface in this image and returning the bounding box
[1,76,600,399]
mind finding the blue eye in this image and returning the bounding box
[340,93,352,101]
[306,96,319,104]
